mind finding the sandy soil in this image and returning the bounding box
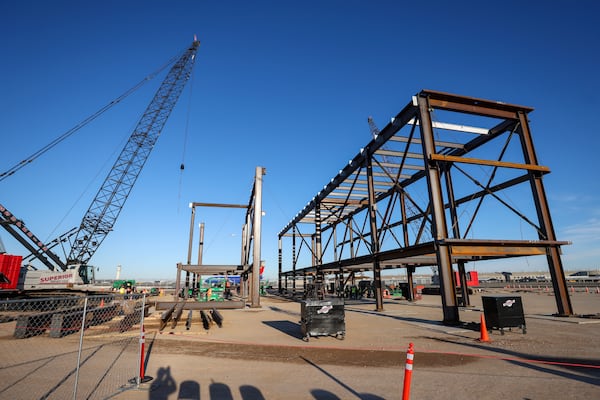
[112,288,600,400]
[1,288,598,399]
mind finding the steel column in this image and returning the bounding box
[406,266,415,301]
[195,222,205,291]
[366,155,384,311]
[184,204,196,299]
[518,112,573,316]
[175,263,182,299]
[278,237,283,293]
[400,191,416,301]
[444,168,470,306]
[314,203,325,285]
[292,226,297,294]
[250,166,265,308]
[417,95,460,324]
[241,213,250,300]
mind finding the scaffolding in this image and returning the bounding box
[278,90,572,325]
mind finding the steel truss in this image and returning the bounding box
[278,90,572,324]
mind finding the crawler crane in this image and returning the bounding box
[0,39,200,293]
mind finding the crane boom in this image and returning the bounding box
[0,204,67,271]
[67,40,200,267]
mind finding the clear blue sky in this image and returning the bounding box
[1,1,598,280]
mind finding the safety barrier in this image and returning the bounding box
[402,342,414,400]
[0,294,147,399]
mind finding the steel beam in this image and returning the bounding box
[154,300,245,311]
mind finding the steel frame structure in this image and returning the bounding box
[278,90,572,324]
[176,166,266,308]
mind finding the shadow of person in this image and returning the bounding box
[311,389,384,400]
[209,381,233,400]
[240,384,266,400]
[178,380,200,400]
[149,366,177,400]
[310,389,340,400]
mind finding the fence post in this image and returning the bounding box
[73,296,89,400]
[136,294,152,386]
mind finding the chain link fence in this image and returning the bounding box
[0,293,147,399]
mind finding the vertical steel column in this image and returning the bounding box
[349,218,355,258]
[518,112,573,316]
[417,95,460,324]
[175,263,182,299]
[241,222,248,265]
[196,222,205,292]
[241,212,250,299]
[292,226,297,294]
[366,155,384,312]
[197,223,205,264]
[314,203,324,285]
[250,166,265,308]
[400,192,409,247]
[444,169,470,306]
[184,204,196,299]
[333,224,338,262]
[311,235,316,266]
[406,266,415,301]
[278,237,283,293]
[400,192,415,301]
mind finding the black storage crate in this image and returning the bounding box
[482,295,526,334]
[300,298,345,341]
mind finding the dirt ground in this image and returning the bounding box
[107,288,600,400]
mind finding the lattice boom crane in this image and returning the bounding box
[68,39,200,266]
[0,39,199,292]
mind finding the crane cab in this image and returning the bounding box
[17,263,95,290]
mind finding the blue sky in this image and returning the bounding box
[1,1,599,280]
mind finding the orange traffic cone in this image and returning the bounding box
[99,298,105,308]
[478,314,491,342]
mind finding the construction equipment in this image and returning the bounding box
[0,39,200,293]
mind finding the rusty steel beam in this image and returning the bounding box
[420,89,533,119]
[429,154,550,173]
[154,300,245,311]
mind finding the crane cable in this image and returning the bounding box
[177,57,196,210]
[0,53,182,182]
